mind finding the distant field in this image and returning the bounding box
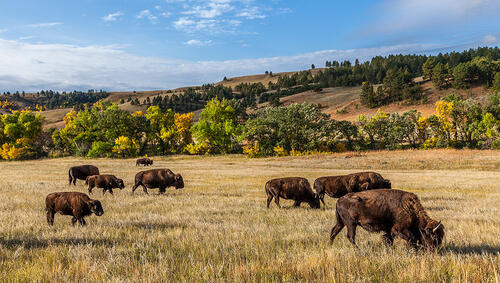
[0,150,498,281]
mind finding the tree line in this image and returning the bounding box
[1,90,499,161]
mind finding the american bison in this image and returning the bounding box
[313,174,366,205]
[45,192,104,226]
[330,189,444,250]
[68,165,99,186]
[132,169,184,194]
[136,157,153,166]
[86,174,125,195]
[265,177,320,209]
[350,171,391,190]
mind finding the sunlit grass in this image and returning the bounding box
[0,150,499,281]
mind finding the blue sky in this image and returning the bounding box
[0,0,499,91]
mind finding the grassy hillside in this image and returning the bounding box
[0,150,498,281]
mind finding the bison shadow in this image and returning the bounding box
[444,243,500,255]
[0,236,117,249]
[109,221,188,230]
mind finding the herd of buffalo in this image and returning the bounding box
[45,157,445,251]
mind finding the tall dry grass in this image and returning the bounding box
[0,150,499,282]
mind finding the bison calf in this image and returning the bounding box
[265,177,320,209]
[86,174,125,195]
[132,169,184,194]
[69,165,100,186]
[330,189,444,250]
[136,158,153,166]
[45,192,104,226]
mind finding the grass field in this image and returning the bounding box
[0,150,499,282]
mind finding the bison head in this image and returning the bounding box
[383,179,392,189]
[174,174,184,189]
[308,197,321,209]
[420,221,444,250]
[89,200,104,216]
[116,178,125,190]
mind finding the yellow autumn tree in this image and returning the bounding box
[113,136,139,157]
[435,100,455,143]
[174,112,194,150]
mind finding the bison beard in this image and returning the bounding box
[329,189,444,251]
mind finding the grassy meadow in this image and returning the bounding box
[0,150,499,282]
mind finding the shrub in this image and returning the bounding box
[273,146,287,157]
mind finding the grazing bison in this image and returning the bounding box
[136,158,153,166]
[265,177,320,209]
[132,169,184,194]
[86,174,125,195]
[45,192,104,226]
[330,189,444,250]
[68,165,99,186]
[313,175,366,205]
[350,171,391,190]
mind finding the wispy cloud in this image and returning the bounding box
[0,29,7,33]
[18,36,34,40]
[24,22,62,28]
[185,39,213,46]
[137,10,158,22]
[482,34,497,45]
[102,12,124,22]
[0,37,475,92]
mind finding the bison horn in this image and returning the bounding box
[432,221,442,233]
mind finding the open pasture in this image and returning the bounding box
[0,150,499,281]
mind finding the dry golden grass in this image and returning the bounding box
[0,150,499,281]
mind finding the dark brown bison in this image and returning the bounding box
[136,157,153,166]
[330,189,444,250]
[68,165,100,186]
[45,192,104,226]
[132,169,184,194]
[265,177,320,209]
[350,171,391,190]
[86,174,125,195]
[313,175,366,205]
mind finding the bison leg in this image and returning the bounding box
[320,196,326,207]
[108,188,114,195]
[78,217,87,226]
[293,200,301,207]
[88,185,94,194]
[329,222,345,244]
[274,196,281,208]
[346,224,358,248]
[159,186,166,194]
[71,217,77,226]
[266,194,273,208]
[382,233,394,246]
[46,210,55,226]
[391,227,418,250]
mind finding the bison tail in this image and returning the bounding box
[68,169,73,185]
[85,176,89,185]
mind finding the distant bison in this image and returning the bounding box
[330,189,444,250]
[86,174,125,195]
[313,174,366,205]
[45,192,104,226]
[265,177,320,209]
[350,171,391,190]
[132,169,184,194]
[68,165,100,186]
[136,158,153,166]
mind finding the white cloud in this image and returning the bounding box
[102,12,124,22]
[237,7,266,19]
[481,34,497,45]
[185,39,213,46]
[18,36,34,40]
[0,38,457,92]
[24,22,62,28]
[137,10,158,22]
[0,29,7,33]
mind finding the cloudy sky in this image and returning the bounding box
[0,0,499,92]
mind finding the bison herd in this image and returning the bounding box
[46,158,444,251]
